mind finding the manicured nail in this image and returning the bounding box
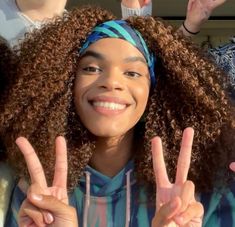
[45,212,54,224]
[31,193,43,201]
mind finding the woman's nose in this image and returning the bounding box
[98,68,125,91]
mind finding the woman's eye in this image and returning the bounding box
[83,66,101,73]
[125,71,142,78]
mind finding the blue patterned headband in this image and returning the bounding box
[79,20,156,87]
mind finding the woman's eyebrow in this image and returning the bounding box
[80,50,105,60]
[123,56,147,66]
[80,51,147,66]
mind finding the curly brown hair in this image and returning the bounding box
[0,37,18,160]
[1,6,235,192]
[0,37,18,99]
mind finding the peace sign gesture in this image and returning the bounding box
[151,128,204,226]
[16,136,78,227]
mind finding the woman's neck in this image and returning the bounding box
[89,130,134,177]
[15,0,67,21]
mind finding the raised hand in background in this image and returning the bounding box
[182,0,227,35]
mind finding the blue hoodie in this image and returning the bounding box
[4,161,235,227]
[5,160,155,227]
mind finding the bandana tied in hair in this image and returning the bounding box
[79,20,156,87]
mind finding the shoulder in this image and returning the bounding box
[0,0,29,45]
[0,0,18,20]
[201,183,235,227]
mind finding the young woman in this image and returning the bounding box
[1,6,235,227]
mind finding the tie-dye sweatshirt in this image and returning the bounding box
[4,161,155,227]
[4,161,235,227]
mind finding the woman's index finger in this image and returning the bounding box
[16,137,47,188]
[151,136,169,187]
[175,127,194,185]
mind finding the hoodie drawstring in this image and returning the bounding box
[83,169,133,227]
[83,171,91,227]
[125,169,132,227]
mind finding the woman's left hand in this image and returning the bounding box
[151,127,204,226]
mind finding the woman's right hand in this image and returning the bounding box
[16,136,79,227]
[19,188,78,227]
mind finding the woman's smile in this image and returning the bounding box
[89,95,130,116]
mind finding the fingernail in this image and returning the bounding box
[31,193,43,201]
[45,212,54,224]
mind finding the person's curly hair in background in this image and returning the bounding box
[0,37,18,158]
[0,6,235,197]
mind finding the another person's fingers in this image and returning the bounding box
[144,0,151,5]
[208,0,227,10]
[187,0,195,11]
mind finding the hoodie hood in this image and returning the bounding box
[70,160,140,227]
[68,159,155,227]
[81,160,135,227]
[79,160,135,197]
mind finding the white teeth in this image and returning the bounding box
[93,101,126,110]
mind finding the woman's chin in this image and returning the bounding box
[88,125,130,138]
